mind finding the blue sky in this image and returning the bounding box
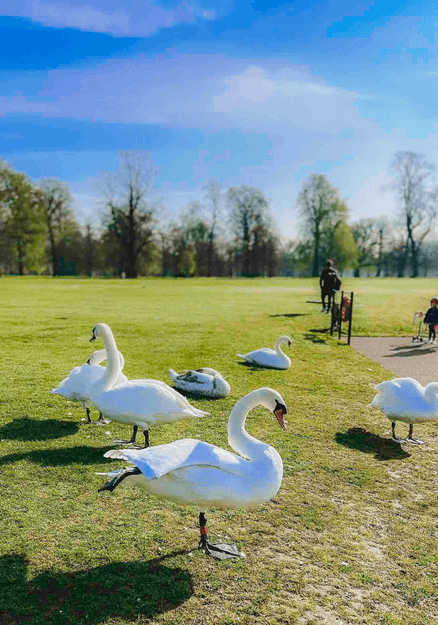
[2,0,438,239]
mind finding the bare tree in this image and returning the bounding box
[101,151,157,278]
[392,151,438,277]
[296,174,340,276]
[375,217,390,277]
[227,186,272,276]
[204,179,223,277]
[37,178,76,276]
[351,218,378,277]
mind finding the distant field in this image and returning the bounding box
[1,276,437,625]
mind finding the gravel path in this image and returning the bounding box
[350,336,438,386]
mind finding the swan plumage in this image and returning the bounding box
[98,387,287,558]
[237,335,292,369]
[51,348,127,423]
[89,323,208,447]
[168,367,230,398]
[370,376,438,443]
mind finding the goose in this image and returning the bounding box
[237,336,292,369]
[97,387,287,560]
[168,367,231,398]
[370,377,438,444]
[89,323,208,448]
[51,348,127,424]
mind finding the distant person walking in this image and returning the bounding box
[424,297,438,344]
[319,260,341,313]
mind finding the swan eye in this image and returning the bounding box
[274,400,287,415]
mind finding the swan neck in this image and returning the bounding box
[100,328,121,391]
[274,338,285,355]
[227,392,266,460]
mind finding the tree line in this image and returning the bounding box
[1,150,437,278]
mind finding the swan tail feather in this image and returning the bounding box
[169,369,178,381]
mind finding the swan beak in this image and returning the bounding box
[274,404,287,430]
[90,329,96,342]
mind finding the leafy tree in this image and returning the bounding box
[0,167,47,274]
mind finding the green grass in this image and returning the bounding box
[1,275,437,625]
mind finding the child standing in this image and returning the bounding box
[424,297,438,344]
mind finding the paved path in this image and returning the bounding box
[350,336,438,386]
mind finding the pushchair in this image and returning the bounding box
[412,311,424,342]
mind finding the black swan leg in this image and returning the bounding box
[198,512,243,560]
[406,423,425,445]
[112,425,143,448]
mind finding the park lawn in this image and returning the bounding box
[0,275,437,625]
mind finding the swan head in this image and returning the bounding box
[276,335,293,349]
[90,323,111,343]
[254,387,287,430]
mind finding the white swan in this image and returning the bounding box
[89,323,208,448]
[237,336,292,369]
[51,348,127,424]
[97,387,287,560]
[370,377,438,444]
[168,367,231,398]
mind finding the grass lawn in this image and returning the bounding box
[0,276,437,625]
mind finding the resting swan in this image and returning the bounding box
[168,368,231,398]
[237,336,292,369]
[51,348,127,424]
[97,387,287,560]
[370,377,438,444]
[89,323,208,448]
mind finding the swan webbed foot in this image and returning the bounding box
[111,425,139,447]
[94,413,110,426]
[201,540,244,560]
[406,435,425,445]
[86,408,92,424]
[406,424,425,445]
[391,435,407,444]
[111,439,143,449]
[198,512,243,560]
[391,422,407,444]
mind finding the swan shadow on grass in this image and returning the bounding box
[235,360,288,371]
[335,428,411,461]
[0,417,79,441]
[0,445,117,468]
[269,313,308,318]
[0,552,193,625]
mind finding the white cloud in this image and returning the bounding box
[0,1,210,36]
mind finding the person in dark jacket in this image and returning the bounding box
[319,260,341,313]
[424,297,438,344]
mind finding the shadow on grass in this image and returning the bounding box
[235,361,288,371]
[0,445,115,467]
[304,330,330,344]
[384,345,437,358]
[335,427,411,461]
[269,313,308,318]
[0,552,193,625]
[0,417,79,441]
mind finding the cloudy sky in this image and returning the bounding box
[1,0,438,238]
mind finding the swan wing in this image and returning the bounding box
[104,439,246,480]
[93,380,208,423]
[51,364,104,401]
